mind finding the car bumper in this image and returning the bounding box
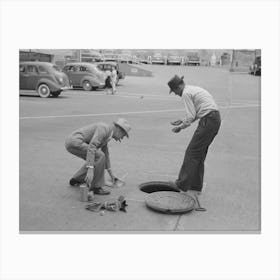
[60,85,72,90]
[97,82,105,88]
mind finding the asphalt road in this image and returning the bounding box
[19,65,261,232]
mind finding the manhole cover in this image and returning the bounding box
[145,191,195,214]
[139,181,180,193]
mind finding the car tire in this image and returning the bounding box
[82,80,92,91]
[51,91,61,97]
[37,84,51,98]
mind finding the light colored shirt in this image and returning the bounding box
[70,122,114,169]
[111,69,117,82]
[180,85,219,129]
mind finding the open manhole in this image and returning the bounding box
[139,181,180,193]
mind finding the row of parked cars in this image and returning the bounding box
[19,61,125,98]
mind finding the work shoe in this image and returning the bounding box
[168,181,181,191]
[93,187,110,195]
[69,178,82,187]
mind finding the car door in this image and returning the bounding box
[68,65,82,86]
[25,65,40,90]
[63,65,73,86]
[76,66,88,86]
[20,64,28,89]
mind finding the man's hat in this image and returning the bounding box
[114,118,131,138]
[167,75,184,93]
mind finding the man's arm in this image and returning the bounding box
[84,127,105,186]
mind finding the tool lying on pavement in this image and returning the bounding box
[85,195,128,213]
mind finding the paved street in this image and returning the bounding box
[19,65,261,232]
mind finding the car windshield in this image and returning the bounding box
[88,65,99,72]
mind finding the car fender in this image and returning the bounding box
[80,75,100,87]
[36,78,60,92]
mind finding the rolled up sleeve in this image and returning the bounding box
[180,95,196,129]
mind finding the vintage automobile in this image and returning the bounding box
[185,52,201,66]
[249,56,261,76]
[167,55,183,65]
[62,62,105,91]
[19,61,71,98]
[151,54,166,65]
[95,61,125,85]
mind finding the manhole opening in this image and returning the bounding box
[139,181,180,193]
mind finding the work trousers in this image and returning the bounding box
[176,111,221,192]
[65,139,105,191]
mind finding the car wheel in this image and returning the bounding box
[82,80,92,91]
[51,91,62,97]
[37,84,51,98]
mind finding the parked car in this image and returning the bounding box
[62,62,105,91]
[167,56,183,65]
[249,56,261,76]
[151,54,166,65]
[185,53,201,66]
[138,57,149,64]
[95,62,125,85]
[19,61,71,98]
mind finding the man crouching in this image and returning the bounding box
[65,118,131,199]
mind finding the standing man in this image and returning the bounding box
[167,75,221,194]
[104,69,112,95]
[111,66,118,94]
[65,118,131,197]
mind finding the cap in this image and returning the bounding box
[114,118,131,138]
[167,75,184,93]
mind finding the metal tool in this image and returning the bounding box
[117,173,128,183]
[194,194,206,211]
[114,173,128,187]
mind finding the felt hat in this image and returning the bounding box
[167,75,184,93]
[114,118,131,137]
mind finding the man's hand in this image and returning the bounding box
[107,168,116,183]
[171,120,183,126]
[172,126,181,133]
[85,168,94,187]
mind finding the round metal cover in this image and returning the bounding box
[145,191,195,214]
[139,181,180,193]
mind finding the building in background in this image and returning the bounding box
[19,50,54,63]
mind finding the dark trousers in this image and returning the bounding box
[176,111,221,191]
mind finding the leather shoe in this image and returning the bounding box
[93,187,110,195]
[69,178,82,187]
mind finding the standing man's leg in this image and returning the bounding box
[176,114,220,192]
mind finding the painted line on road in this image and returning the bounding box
[20,109,183,120]
[20,104,260,120]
